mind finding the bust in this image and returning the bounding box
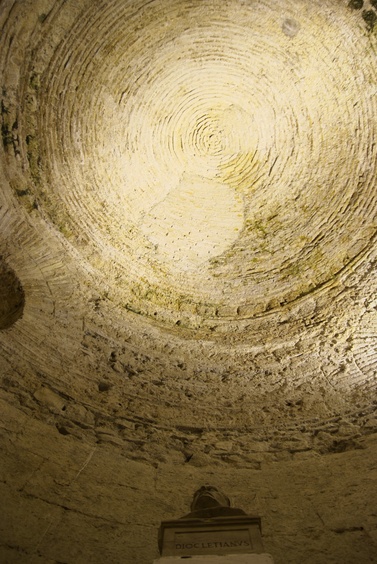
[181,485,246,520]
[158,485,263,556]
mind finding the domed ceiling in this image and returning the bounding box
[1,0,377,463]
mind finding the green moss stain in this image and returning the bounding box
[245,218,268,238]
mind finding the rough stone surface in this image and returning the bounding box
[1,0,377,562]
[1,402,377,563]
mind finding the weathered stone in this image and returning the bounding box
[1,0,377,562]
[33,386,67,413]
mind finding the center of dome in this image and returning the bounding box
[138,102,255,269]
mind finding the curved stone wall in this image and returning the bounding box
[0,0,377,562]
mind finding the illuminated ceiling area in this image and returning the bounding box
[1,0,377,562]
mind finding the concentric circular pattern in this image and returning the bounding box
[22,0,377,328]
[0,0,377,461]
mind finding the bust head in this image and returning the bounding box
[190,485,231,512]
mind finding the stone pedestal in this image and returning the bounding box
[154,555,274,563]
[159,515,264,558]
[156,487,274,563]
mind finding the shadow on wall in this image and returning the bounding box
[0,257,25,329]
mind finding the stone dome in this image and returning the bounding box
[0,0,376,562]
